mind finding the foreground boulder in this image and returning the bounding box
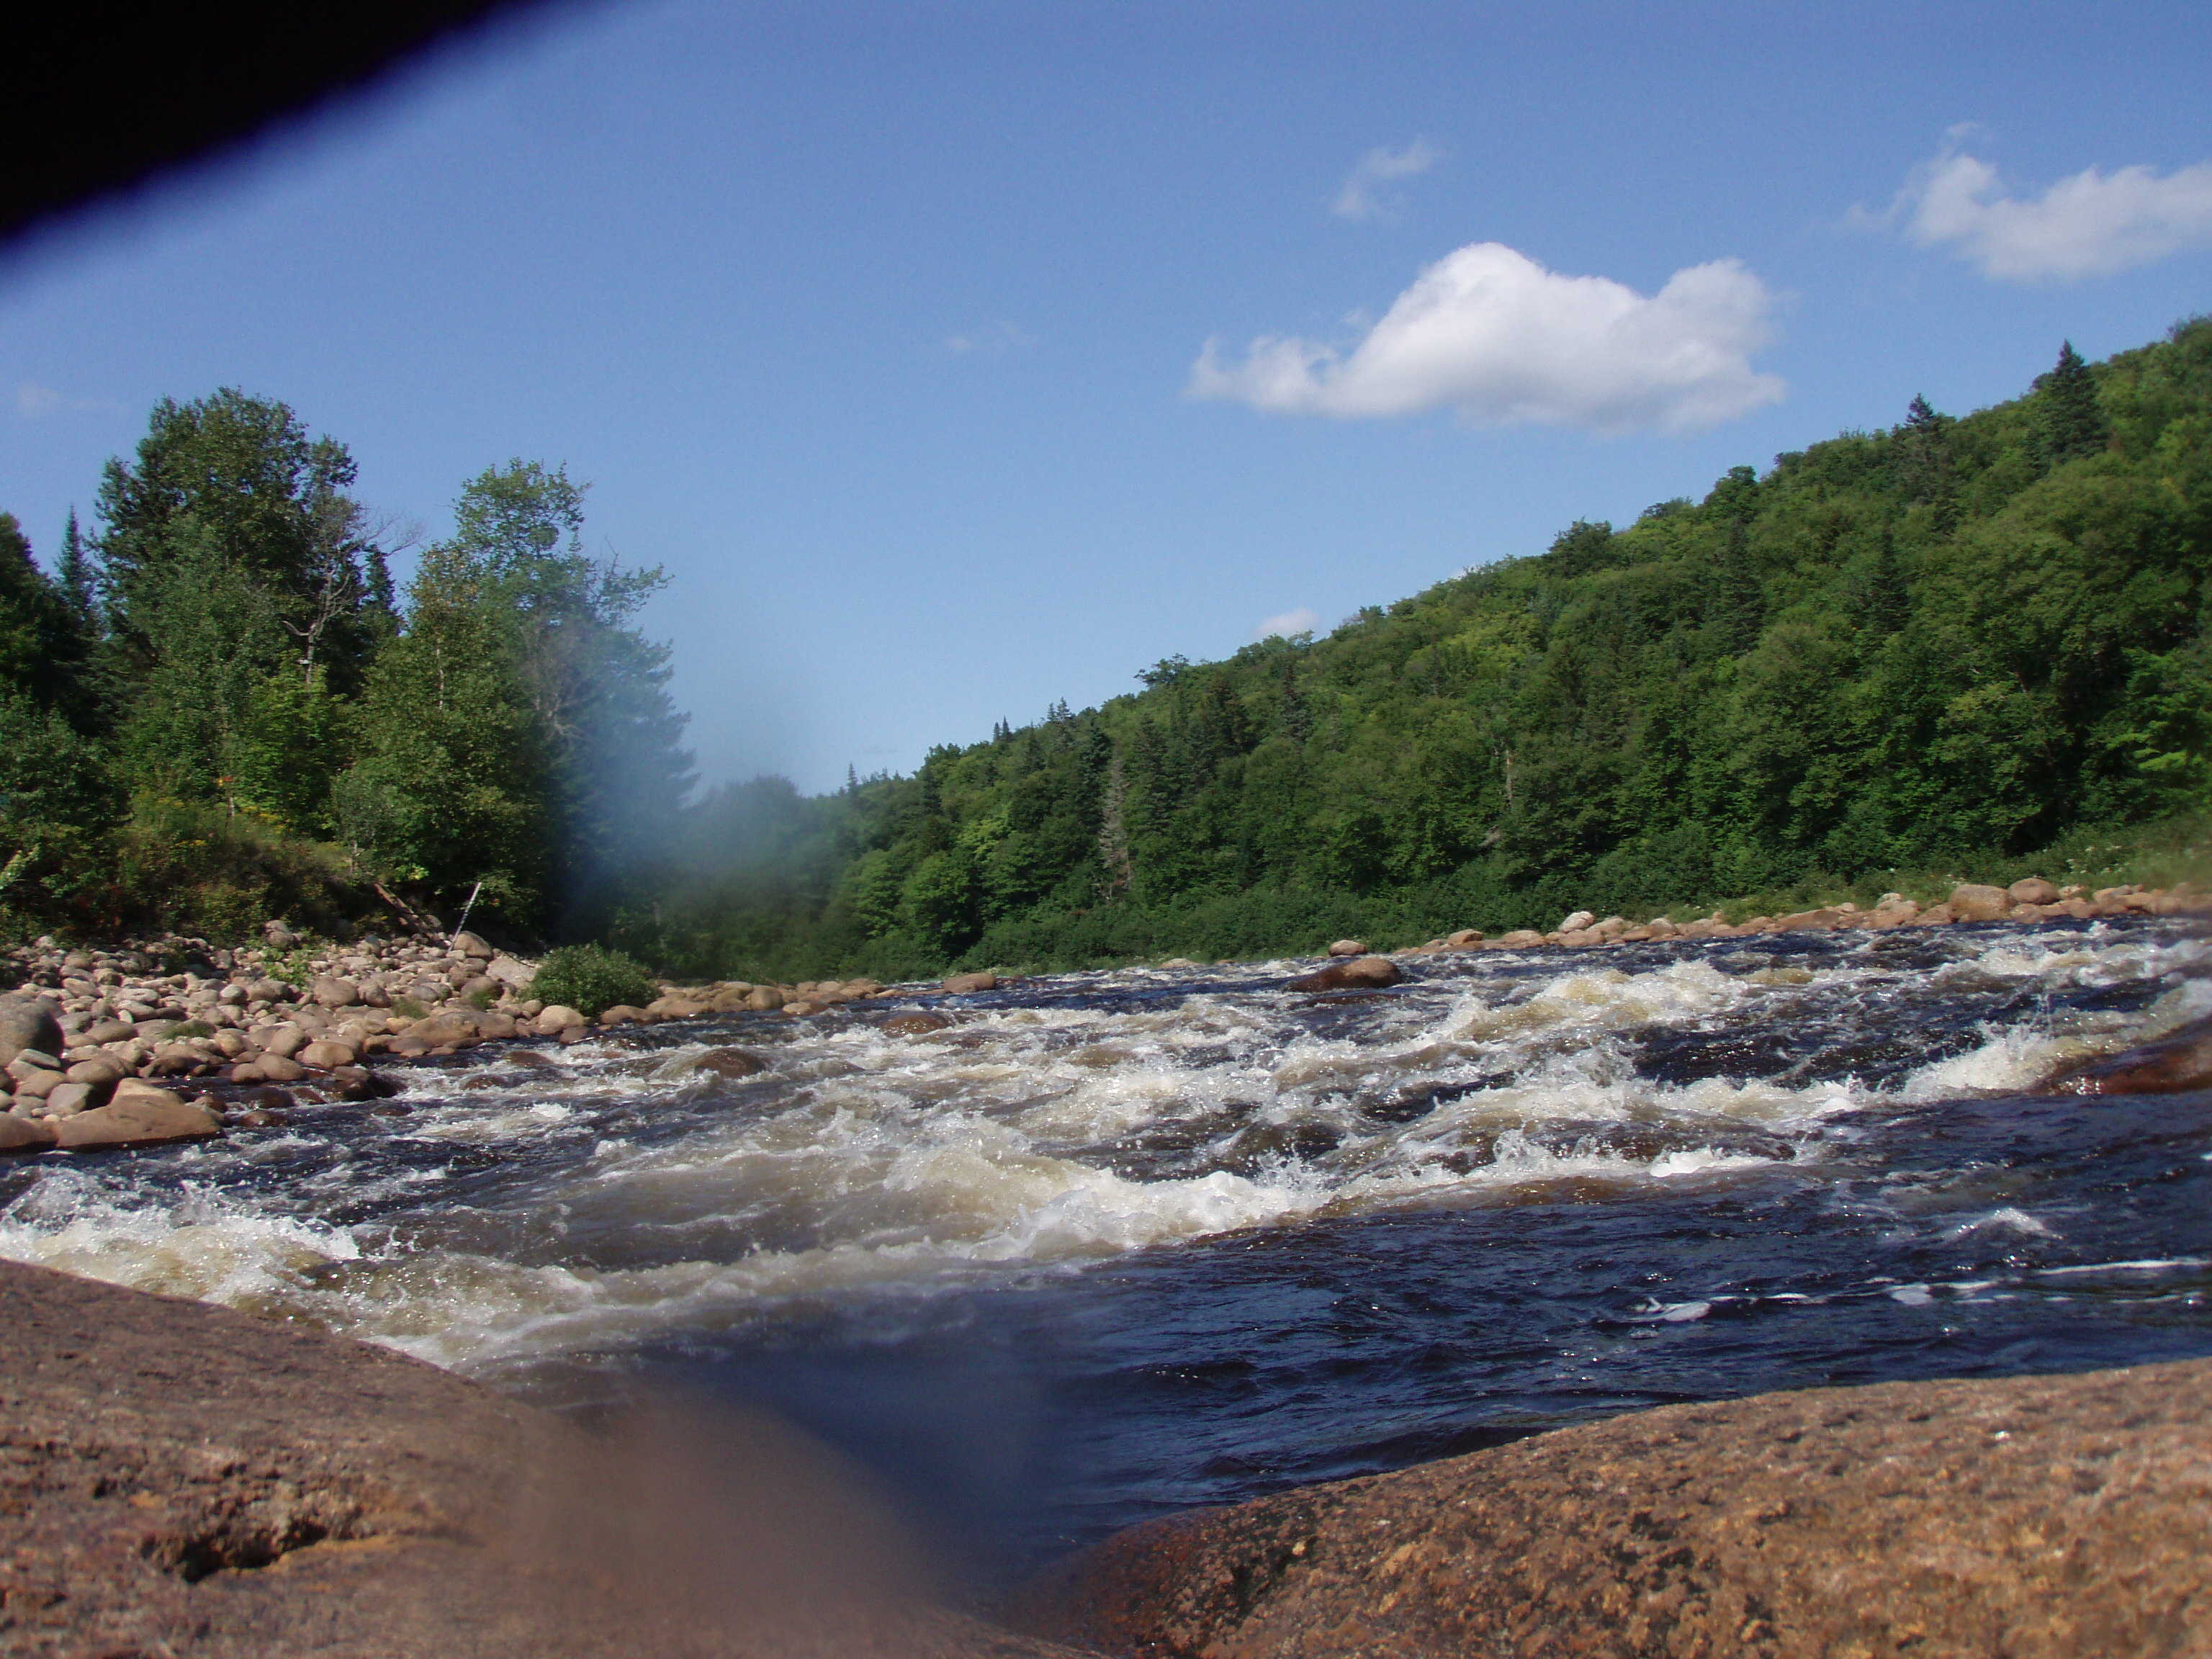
[0,1261,1088,1658]
[1016,1359,2212,1659]
[1286,956,1403,992]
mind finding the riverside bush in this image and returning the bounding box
[528,945,657,1017]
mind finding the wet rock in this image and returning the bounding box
[596,1004,648,1027]
[1287,956,1404,992]
[782,1000,822,1017]
[2054,1015,2212,1096]
[534,1004,587,1037]
[692,1047,769,1080]
[744,986,786,1011]
[882,1011,955,1037]
[1017,1358,2212,1659]
[242,1085,298,1112]
[0,1114,56,1153]
[942,971,999,994]
[2010,876,2061,904]
[1159,957,1200,969]
[240,1054,309,1084]
[0,993,63,1068]
[300,1039,361,1070]
[54,1089,220,1150]
[1326,939,1368,958]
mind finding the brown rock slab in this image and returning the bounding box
[53,1089,220,1150]
[1018,1359,2212,1659]
[2054,1015,2212,1096]
[0,1261,1086,1658]
[1286,956,1403,992]
[942,971,999,994]
[0,1112,56,1154]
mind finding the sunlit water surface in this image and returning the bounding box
[5,919,2210,1576]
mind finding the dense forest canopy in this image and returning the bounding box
[0,390,690,940]
[0,323,2206,971]
[623,320,2212,979]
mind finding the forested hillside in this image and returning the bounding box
[628,322,2212,979]
[3,326,2206,973]
[0,391,689,940]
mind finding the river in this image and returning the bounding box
[4,917,2209,1581]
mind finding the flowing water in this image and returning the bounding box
[4,918,2211,1578]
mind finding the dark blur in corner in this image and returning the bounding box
[3,0,591,252]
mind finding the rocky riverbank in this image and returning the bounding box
[0,923,904,1154]
[1380,876,2210,956]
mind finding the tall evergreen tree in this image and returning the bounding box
[2033,341,2108,467]
[55,509,96,628]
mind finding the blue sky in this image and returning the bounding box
[4,0,2209,793]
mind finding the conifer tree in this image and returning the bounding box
[2033,341,2108,467]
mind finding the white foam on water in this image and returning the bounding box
[0,914,2199,1376]
[0,1169,361,1308]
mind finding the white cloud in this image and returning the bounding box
[1332,140,1442,222]
[1189,242,1784,433]
[14,382,111,418]
[1875,140,2212,282]
[1254,607,1320,640]
[944,320,1035,355]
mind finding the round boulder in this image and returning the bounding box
[1326,940,1368,958]
[1949,884,2013,922]
[0,995,63,1069]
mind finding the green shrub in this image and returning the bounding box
[465,986,498,1011]
[529,944,657,1017]
[390,995,428,1020]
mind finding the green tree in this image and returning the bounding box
[2033,341,2109,468]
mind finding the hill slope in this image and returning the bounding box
[638,323,2212,979]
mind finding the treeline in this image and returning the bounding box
[0,390,690,940]
[624,323,2212,979]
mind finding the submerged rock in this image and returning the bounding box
[2055,1015,2212,1096]
[1017,1358,2212,1659]
[881,1011,955,1038]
